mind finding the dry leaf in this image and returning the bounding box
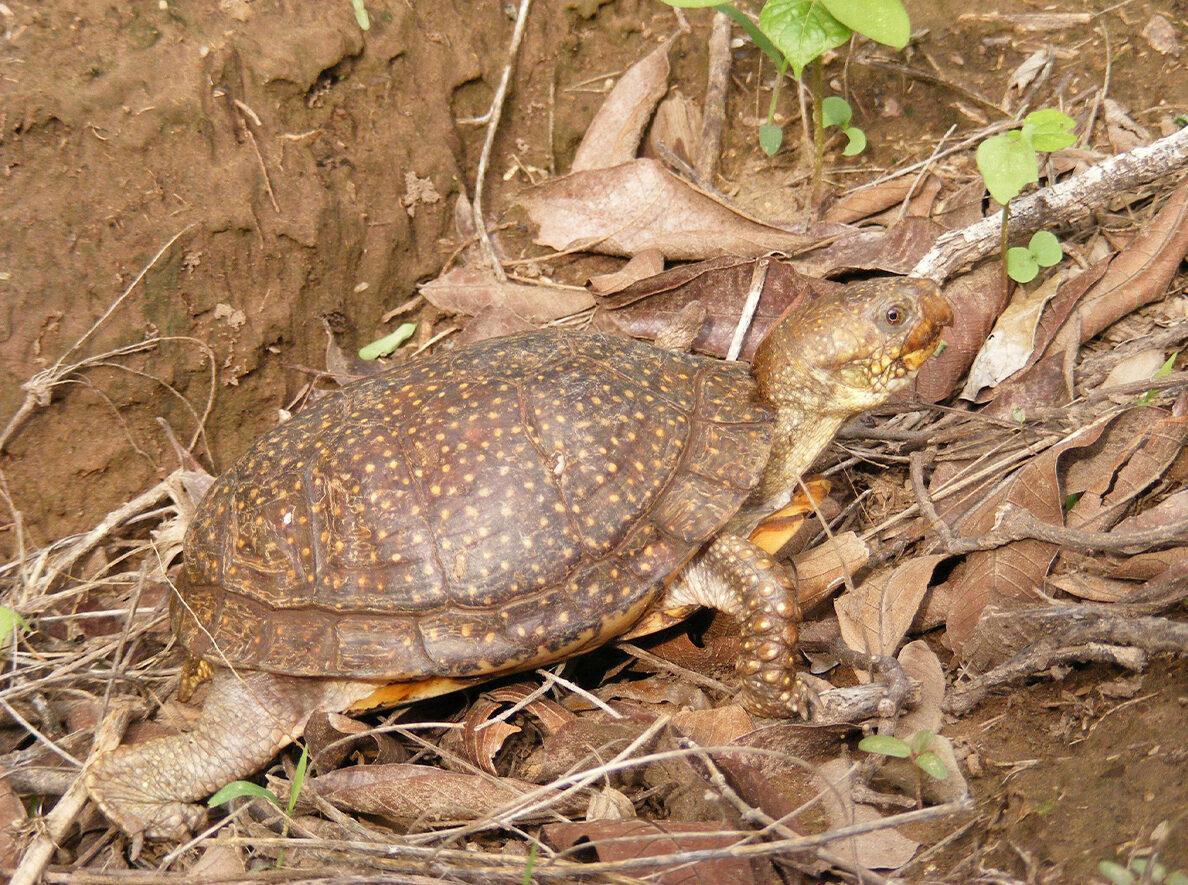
[671,705,754,747]
[961,269,1067,400]
[896,640,945,737]
[421,266,595,324]
[1104,98,1153,154]
[587,249,666,295]
[0,765,25,872]
[824,179,918,224]
[814,758,920,869]
[521,158,824,261]
[545,819,775,885]
[647,90,704,169]
[1100,349,1171,402]
[572,41,671,172]
[835,555,945,664]
[1006,48,1050,94]
[915,265,1006,403]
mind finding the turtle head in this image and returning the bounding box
[752,277,952,417]
[747,277,951,506]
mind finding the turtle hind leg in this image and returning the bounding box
[668,533,813,718]
[86,668,374,852]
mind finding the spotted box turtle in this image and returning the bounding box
[86,277,951,846]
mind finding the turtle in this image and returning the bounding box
[86,276,951,847]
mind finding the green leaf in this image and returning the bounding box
[522,843,539,885]
[822,0,910,48]
[821,95,852,127]
[359,323,417,360]
[1153,351,1178,379]
[841,126,866,155]
[718,5,786,68]
[759,123,785,155]
[913,751,950,780]
[287,746,309,816]
[1097,861,1137,885]
[858,735,911,758]
[0,607,30,649]
[208,780,281,809]
[1166,871,1188,885]
[1022,108,1076,152]
[759,0,851,78]
[350,0,370,30]
[976,133,1038,204]
[1006,246,1038,283]
[908,729,935,755]
[1029,230,1063,266]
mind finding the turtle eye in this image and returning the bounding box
[883,304,906,327]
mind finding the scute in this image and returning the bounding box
[175,330,775,680]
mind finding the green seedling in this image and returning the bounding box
[859,729,948,807]
[0,606,30,652]
[209,745,309,866]
[821,95,866,156]
[1098,858,1188,885]
[976,108,1076,285]
[663,0,907,175]
[522,843,539,885]
[359,322,417,361]
[349,0,370,30]
[1006,230,1062,283]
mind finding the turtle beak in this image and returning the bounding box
[901,286,953,370]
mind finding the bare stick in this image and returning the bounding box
[473,0,534,282]
[694,11,732,185]
[727,257,769,361]
[913,123,1188,281]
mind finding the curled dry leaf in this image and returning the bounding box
[896,640,945,737]
[421,266,595,325]
[544,819,775,885]
[456,684,575,775]
[945,420,1113,668]
[799,216,946,277]
[1052,178,1188,354]
[835,555,946,668]
[521,158,825,261]
[646,90,704,170]
[598,256,837,361]
[586,249,665,296]
[571,40,671,173]
[304,710,405,774]
[824,178,919,224]
[305,762,587,825]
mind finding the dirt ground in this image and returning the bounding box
[1,0,1187,882]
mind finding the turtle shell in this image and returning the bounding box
[173,330,775,680]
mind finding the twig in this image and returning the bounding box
[913,123,1188,280]
[726,257,769,361]
[694,11,732,186]
[935,505,1188,556]
[472,0,534,282]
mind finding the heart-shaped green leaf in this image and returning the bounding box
[759,0,852,78]
[823,0,910,48]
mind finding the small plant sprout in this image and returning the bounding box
[1006,230,1063,284]
[1098,858,1188,885]
[661,0,907,176]
[349,0,369,30]
[976,108,1077,285]
[209,744,309,866]
[859,729,949,807]
[821,95,866,156]
[0,606,30,653]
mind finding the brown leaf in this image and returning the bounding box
[572,41,670,172]
[1142,14,1182,56]
[835,555,946,662]
[1109,546,1188,582]
[304,711,405,774]
[306,763,586,825]
[646,90,704,169]
[587,249,665,295]
[811,758,920,869]
[421,266,594,324]
[455,684,576,775]
[521,159,826,261]
[452,305,532,346]
[896,640,945,737]
[671,705,754,747]
[0,765,25,872]
[599,256,837,360]
[947,421,1113,667]
[1051,178,1188,354]
[824,179,918,224]
[797,216,945,276]
[518,717,647,784]
[544,819,775,885]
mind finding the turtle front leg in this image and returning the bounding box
[668,534,811,718]
[86,668,375,849]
